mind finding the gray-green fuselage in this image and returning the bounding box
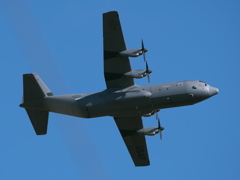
[44,80,218,119]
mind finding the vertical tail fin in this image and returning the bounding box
[22,73,53,102]
[20,73,53,135]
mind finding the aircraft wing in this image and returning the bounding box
[103,11,134,89]
[114,116,150,166]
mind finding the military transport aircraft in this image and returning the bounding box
[20,11,219,166]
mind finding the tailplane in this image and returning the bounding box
[20,73,53,135]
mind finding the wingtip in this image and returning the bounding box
[23,73,38,77]
[103,11,118,15]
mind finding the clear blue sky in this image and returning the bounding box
[0,0,239,180]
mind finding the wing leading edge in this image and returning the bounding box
[103,11,134,89]
[114,116,150,166]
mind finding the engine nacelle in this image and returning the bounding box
[143,110,160,117]
[119,48,148,57]
[123,70,147,79]
[137,127,160,136]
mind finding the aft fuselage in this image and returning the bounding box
[43,80,218,118]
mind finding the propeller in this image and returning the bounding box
[156,111,164,140]
[141,40,152,82]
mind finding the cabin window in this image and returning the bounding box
[192,86,197,89]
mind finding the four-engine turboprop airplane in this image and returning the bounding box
[19,11,219,166]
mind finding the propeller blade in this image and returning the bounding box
[156,112,163,140]
[146,60,149,71]
[145,54,151,83]
[141,39,145,50]
[157,117,160,128]
[147,74,150,83]
[141,40,146,62]
[146,61,150,81]
[160,130,163,140]
[156,111,159,120]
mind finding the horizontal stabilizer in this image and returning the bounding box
[26,109,49,135]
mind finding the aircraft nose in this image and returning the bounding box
[209,86,219,96]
